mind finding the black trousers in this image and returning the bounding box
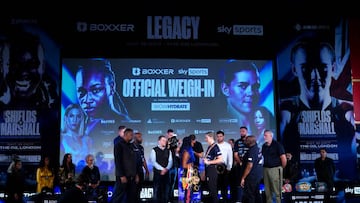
[205,165,219,203]
[111,176,136,203]
[243,177,262,203]
[217,169,230,202]
[153,171,170,203]
[136,170,145,203]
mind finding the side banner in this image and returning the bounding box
[277,18,357,189]
[0,21,60,191]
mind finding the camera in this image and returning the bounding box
[168,135,179,150]
[216,163,226,174]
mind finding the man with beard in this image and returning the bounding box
[232,126,249,203]
[133,132,149,203]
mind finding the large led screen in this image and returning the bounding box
[61,58,276,181]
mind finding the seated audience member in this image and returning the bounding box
[58,153,76,193]
[36,156,55,193]
[81,154,101,201]
[58,173,88,203]
[6,159,25,203]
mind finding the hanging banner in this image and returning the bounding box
[0,19,60,191]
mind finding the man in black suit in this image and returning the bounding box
[111,128,138,203]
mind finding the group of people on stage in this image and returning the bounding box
[3,124,336,203]
[107,124,335,203]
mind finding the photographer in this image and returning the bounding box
[166,129,180,202]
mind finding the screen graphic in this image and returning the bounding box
[61,58,276,181]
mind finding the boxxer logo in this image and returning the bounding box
[76,22,135,32]
[132,67,141,76]
[77,22,87,32]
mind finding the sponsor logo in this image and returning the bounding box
[217,25,232,34]
[354,187,360,194]
[132,67,175,76]
[151,103,190,111]
[140,187,153,199]
[178,68,188,75]
[217,25,263,36]
[100,119,115,124]
[76,22,135,32]
[345,187,353,193]
[77,22,87,32]
[188,68,208,76]
[18,155,41,163]
[148,130,163,134]
[132,67,141,76]
[294,23,330,31]
[11,18,37,25]
[233,25,263,36]
[147,118,165,124]
[202,190,210,195]
[177,68,208,76]
[196,118,211,123]
[126,119,141,123]
[194,130,213,134]
[170,119,191,123]
[147,16,200,40]
[218,118,238,123]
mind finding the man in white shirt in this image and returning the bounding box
[216,130,233,202]
[149,135,173,203]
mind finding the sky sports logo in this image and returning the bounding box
[178,68,209,76]
[217,25,263,36]
[233,25,263,36]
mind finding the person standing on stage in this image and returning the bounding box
[216,130,233,202]
[262,130,287,203]
[203,132,223,203]
[233,126,249,202]
[150,135,173,203]
[240,135,263,203]
[111,128,138,203]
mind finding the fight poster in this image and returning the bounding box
[276,18,357,187]
[0,20,60,191]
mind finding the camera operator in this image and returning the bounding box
[166,129,180,202]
